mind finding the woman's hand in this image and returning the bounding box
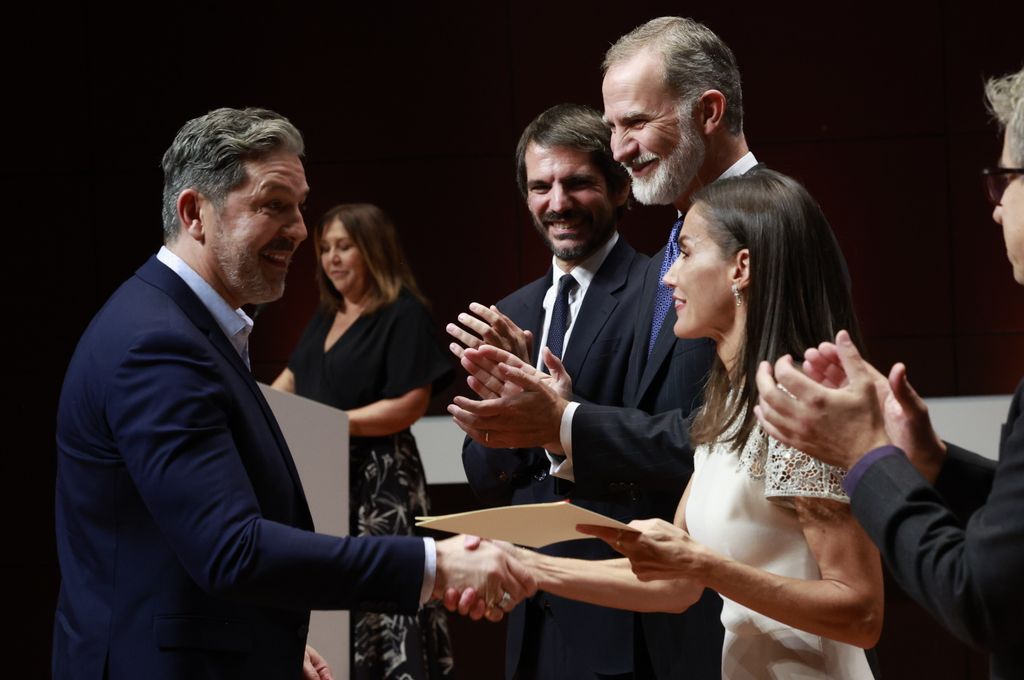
[577,518,709,582]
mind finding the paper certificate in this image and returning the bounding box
[416,500,637,548]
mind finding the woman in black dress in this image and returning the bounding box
[273,203,454,679]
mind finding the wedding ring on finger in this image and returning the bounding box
[498,591,513,611]
[615,529,623,548]
[776,382,798,400]
[484,431,490,443]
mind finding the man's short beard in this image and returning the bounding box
[534,210,616,263]
[214,241,286,306]
[630,105,706,206]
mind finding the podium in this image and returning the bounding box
[260,384,350,678]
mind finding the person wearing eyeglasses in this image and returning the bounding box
[754,65,1024,680]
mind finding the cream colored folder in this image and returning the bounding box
[416,500,637,548]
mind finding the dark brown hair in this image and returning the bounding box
[314,203,426,315]
[688,169,862,449]
[515,103,630,216]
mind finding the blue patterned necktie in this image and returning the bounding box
[648,216,684,357]
[545,273,578,367]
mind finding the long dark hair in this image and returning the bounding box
[689,169,863,449]
[314,203,426,315]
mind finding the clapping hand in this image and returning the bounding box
[800,337,947,480]
[448,346,572,451]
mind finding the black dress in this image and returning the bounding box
[289,289,455,679]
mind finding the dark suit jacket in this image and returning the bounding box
[462,236,649,678]
[850,384,1021,680]
[53,257,424,680]
[573,245,721,680]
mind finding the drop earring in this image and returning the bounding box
[732,283,742,307]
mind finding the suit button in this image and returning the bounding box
[297,624,308,639]
[498,471,509,482]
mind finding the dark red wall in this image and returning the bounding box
[12,1,1022,676]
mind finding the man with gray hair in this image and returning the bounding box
[452,102,649,679]
[53,106,535,680]
[450,17,760,678]
[755,66,1024,680]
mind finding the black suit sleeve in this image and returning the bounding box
[570,404,695,495]
[461,436,548,506]
[933,443,997,521]
[849,403,1024,653]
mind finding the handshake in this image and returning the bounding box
[432,535,534,622]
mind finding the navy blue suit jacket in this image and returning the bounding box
[572,246,721,680]
[462,236,648,678]
[53,257,425,679]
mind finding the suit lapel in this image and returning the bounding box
[562,238,630,378]
[134,257,308,501]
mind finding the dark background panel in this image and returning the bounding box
[11,1,1023,678]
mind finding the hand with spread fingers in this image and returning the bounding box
[447,302,534,365]
[577,519,709,582]
[447,345,572,452]
[753,330,890,470]
[433,534,536,623]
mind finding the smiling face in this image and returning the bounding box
[202,150,309,307]
[662,206,746,353]
[524,142,626,268]
[995,135,1024,285]
[602,49,706,207]
[319,219,369,303]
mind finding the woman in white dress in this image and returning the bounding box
[485,169,883,679]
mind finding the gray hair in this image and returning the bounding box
[603,17,743,135]
[515,103,630,201]
[985,67,1024,165]
[160,107,305,242]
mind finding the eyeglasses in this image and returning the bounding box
[982,167,1024,206]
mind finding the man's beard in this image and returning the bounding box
[214,238,290,306]
[534,208,615,263]
[629,111,706,206]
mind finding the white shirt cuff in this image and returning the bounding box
[549,402,580,481]
[420,537,436,605]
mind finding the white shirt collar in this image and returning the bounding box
[156,246,254,368]
[718,151,758,180]
[677,152,759,217]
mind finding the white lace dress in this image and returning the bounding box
[684,417,874,680]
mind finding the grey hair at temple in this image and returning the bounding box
[160,107,305,242]
[986,67,1024,165]
[603,16,744,135]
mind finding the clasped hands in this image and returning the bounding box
[446,303,573,451]
[433,534,535,622]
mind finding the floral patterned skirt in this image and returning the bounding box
[350,430,455,680]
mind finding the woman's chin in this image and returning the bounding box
[672,320,705,340]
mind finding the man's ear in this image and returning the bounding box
[732,248,750,290]
[696,90,728,136]
[177,189,207,243]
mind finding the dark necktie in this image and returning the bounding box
[648,216,684,357]
[545,273,578,365]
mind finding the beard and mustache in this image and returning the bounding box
[628,107,706,207]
